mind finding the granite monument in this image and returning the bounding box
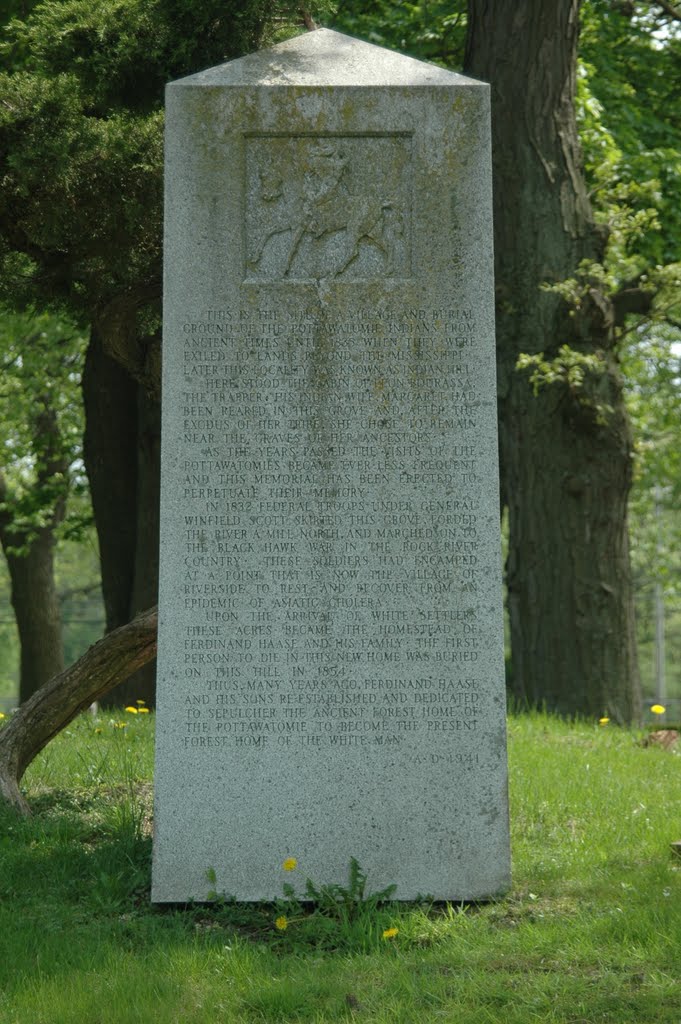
[152,28,510,902]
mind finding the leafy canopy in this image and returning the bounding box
[0,0,328,324]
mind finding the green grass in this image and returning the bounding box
[0,710,680,1023]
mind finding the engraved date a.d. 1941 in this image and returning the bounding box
[412,751,481,768]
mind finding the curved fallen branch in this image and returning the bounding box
[0,606,157,815]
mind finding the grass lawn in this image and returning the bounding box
[0,710,679,1023]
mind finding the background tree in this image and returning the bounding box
[1,0,678,719]
[330,0,680,721]
[623,327,681,703]
[327,0,466,64]
[462,0,645,723]
[0,0,331,704]
[0,310,88,702]
[579,0,681,707]
[466,0,681,722]
[332,0,643,718]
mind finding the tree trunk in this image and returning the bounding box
[465,0,641,722]
[82,327,160,706]
[0,606,157,815]
[0,403,67,703]
[115,384,160,707]
[3,533,64,705]
[82,327,139,633]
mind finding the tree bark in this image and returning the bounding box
[465,0,641,722]
[82,326,160,706]
[0,606,157,814]
[115,384,160,706]
[2,531,64,704]
[82,327,139,634]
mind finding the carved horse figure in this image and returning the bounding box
[248,143,404,278]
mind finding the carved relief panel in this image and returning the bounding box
[245,135,412,282]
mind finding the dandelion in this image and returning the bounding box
[0,712,5,720]
[382,927,399,940]
[114,722,127,729]
[125,706,138,714]
[282,857,297,871]
[274,916,288,931]
[94,728,102,735]
[136,699,146,706]
[138,707,150,714]
[651,704,666,715]
[599,717,610,725]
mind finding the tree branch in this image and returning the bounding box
[651,0,681,23]
[612,284,655,327]
[0,605,157,814]
[57,581,102,602]
[93,287,162,397]
[300,7,318,30]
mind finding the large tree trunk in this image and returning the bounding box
[116,384,160,706]
[82,327,139,632]
[0,606,157,815]
[465,0,641,722]
[82,327,160,706]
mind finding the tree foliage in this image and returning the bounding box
[577,1,681,697]
[580,0,681,269]
[0,0,679,720]
[0,0,332,707]
[0,309,90,701]
[0,310,87,549]
[0,0,331,371]
[329,0,466,66]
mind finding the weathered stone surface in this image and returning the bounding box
[152,28,510,903]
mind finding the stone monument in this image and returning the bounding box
[152,28,510,902]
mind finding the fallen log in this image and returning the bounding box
[0,606,157,815]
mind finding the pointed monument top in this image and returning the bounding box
[171,28,479,89]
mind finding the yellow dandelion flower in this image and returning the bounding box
[274,916,288,931]
[114,722,127,729]
[94,728,102,734]
[137,707,150,714]
[382,927,399,940]
[651,704,666,715]
[599,717,610,725]
[282,857,297,871]
[125,706,138,714]
[0,712,5,720]
[136,699,146,706]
